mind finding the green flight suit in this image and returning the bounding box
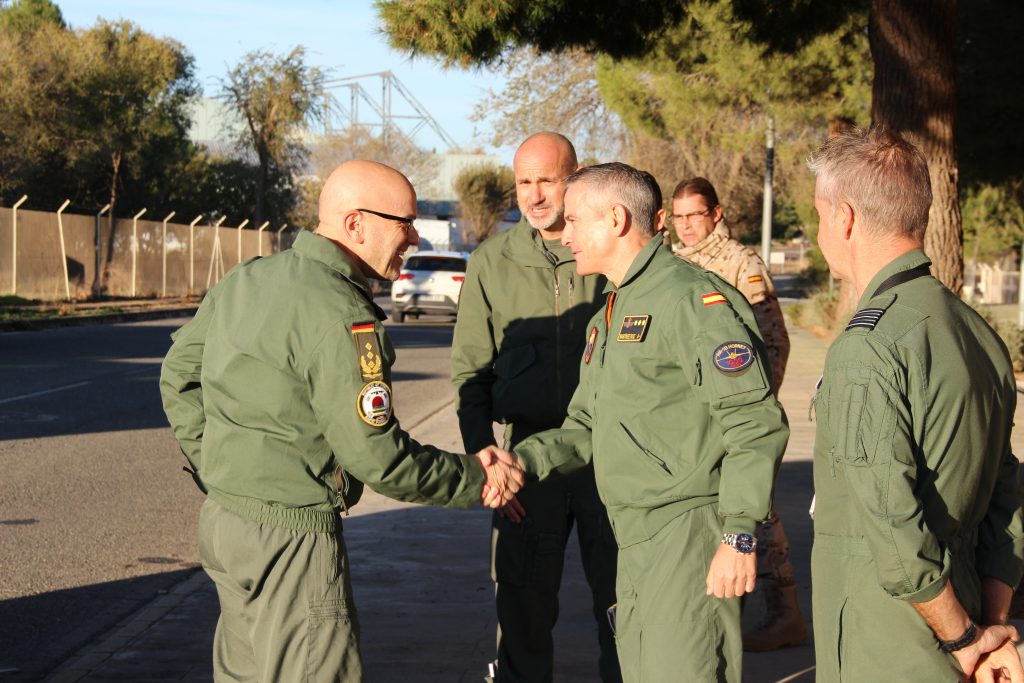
[160,231,487,683]
[515,235,790,682]
[810,250,1024,682]
[451,221,620,682]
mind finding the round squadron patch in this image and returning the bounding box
[713,342,754,374]
[357,381,392,427]
[584,327,598,364]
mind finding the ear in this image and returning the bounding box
[341,209,365,245]
[610,203,631,236]
[836,202,855,242]
[711,204,724,224]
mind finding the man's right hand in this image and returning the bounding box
[497,496,527,523]
[953,624,1021,680]
[474,446,525,509]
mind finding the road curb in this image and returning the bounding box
[44,568,208,683]
[0,307,199,333]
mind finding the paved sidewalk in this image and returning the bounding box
[38,321,1024,682]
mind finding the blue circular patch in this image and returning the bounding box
[713,342,754,373]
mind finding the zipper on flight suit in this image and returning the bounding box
[621,422,673,475]
[554,267,562,410]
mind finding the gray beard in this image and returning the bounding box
[523,207,562,232]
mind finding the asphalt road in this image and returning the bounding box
[0,300,459,680]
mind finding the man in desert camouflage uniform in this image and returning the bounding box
[671,177,803,652]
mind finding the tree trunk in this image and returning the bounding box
[870,0,962,294]
[101,152,122,293]
[255,148,268,226]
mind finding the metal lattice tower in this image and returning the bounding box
[320,71,459,151]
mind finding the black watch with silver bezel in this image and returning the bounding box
[722,532,757,554]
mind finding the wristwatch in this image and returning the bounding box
[722,533,757,554]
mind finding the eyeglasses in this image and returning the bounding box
[357,208,416,231]
[671,208,712,225]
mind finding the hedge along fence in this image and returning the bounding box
[0,201,297,301]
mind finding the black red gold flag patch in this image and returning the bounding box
[352,322,384,382]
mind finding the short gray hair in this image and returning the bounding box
[807,126,931,242]
[564,162,659,237]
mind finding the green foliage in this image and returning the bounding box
[0,0,64,33]
[962,183,1024,264]
[219,47,324,224]
[453,163,514,243]
[787,286,841,338]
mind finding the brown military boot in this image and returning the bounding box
[743,581,808,652]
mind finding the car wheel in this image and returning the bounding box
[392,309,405,323]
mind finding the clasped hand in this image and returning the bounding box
[474,446,525,508]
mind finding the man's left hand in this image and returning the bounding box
[705,543,756,599]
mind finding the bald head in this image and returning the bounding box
[315,160,419,281]
[513,132,578,235]
[318,160,415,231]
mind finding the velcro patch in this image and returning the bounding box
[352,322,384,381]
[713,341,754,374]
[617,315,650,342]
[357,381,392,427]
[747,275,764,284]
[702,292,727,306]
[585,327,598,364]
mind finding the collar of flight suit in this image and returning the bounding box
[604,233,668,294]
[856,248,932,310]
[500,220,576,268]
[291,230,386,319]
[675,221,732,259]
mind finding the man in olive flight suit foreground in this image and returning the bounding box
[511,162,790,682]
[159,160,524,682]
[451,132,620,682]
[671,176,805,652]
[807,127,1024,682]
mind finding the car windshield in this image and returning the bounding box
[403,257,466,272]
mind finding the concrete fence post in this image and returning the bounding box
[131,208,147,298]
[11,194,27,295]
[276,223,288,252]
[161,211,176,298]
[257,221,270,257]
[188,214,203,296]
[94,204,111,296]
[236,219,249,264]
[56,199,72,301]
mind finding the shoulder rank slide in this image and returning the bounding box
[352,322,384,381]
[845,307,886,332]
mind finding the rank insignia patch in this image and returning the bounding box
[352,322,384,382]
[357,380,392,427]
[584,327,598,364]
[747,275,764,284]
[617,315,650,342]
[713,341,754,374]
[702,292,727,306]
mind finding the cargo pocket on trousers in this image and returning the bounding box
[307,597,361,683]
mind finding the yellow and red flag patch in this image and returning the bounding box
[747,275,764,284]
[702,292,727,307]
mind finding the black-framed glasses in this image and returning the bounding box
[357,207,416,230]
[671,208,712,224]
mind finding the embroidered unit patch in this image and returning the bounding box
[357,381,392,427]
[585,327,598,364]
[617,315,650,342]
[351,322,384,381]
[713,341,754,374]
[702,292,727,307]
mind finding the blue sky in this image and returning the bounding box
[57,0,507,156]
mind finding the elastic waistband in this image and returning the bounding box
[208,489,338,533]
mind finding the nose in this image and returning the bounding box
[561,224,573,247]
[530,183,544,204]
[407,223,420,246]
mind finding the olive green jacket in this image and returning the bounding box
[812,250,1024,606]
[515,236,790,547]
[451,221,605,451]
[160,231,486,534]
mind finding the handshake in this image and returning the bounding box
[474,446,525,508]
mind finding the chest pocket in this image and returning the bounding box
[831,366,897,468]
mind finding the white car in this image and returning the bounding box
[390,251,470,323]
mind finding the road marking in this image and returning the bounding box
[0,380,90,405]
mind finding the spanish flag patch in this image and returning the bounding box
[748,275,764,284]
[702,292,727,306]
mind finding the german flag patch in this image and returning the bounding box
[702,292,727,306]
[352,322,384,382]
[748,275,764,284]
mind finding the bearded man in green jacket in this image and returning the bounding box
[512,162,789,682]
[807,127,1024,682]
[451,133,620,682]
[160,160,523,683]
